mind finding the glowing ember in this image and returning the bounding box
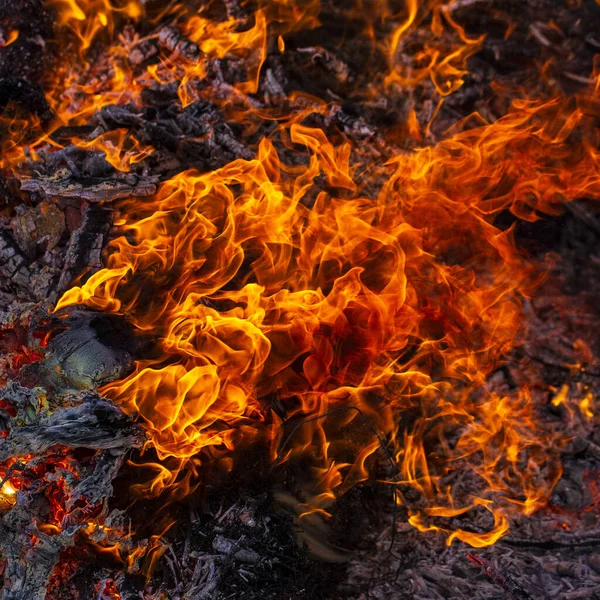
[0,480,16,507]
[94,579,122,600]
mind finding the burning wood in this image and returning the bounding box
[158,26,203,62]
[467,553,534,600]
[0,0,599,598]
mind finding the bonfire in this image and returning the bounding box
[0,0,599,598]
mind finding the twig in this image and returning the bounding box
[529,24,552,47]
[562,584,600,599]
[562,72,598,86]
[444,0,491,11]
[467,553,535,600]
[505,529,600,548]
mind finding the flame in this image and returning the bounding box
[0,29,19,48]
[54,88,600,543]
[71,129,154,172]
[0,480,17,507]
[579,392,595,418]
[48,0,144,56]
[550,383,596,421]
[382,0,484,96]
[0,0,598,551]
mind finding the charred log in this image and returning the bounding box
[55,203,111,298]
[19,173,159,202]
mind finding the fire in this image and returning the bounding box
[2,0,599,554]
[94,579,122,600]
[0,480,17,507]
[55,92,599,540]
[48,0,144,56]
[70,129,154,172]
[0,29,19,48]
[385,1,484,97]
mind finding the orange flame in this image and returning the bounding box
[384,0,484,96]
[55,88,600,543]
[0,30,19,48]
[1,0,597,550]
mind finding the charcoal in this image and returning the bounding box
[140,83,179,108]
[91,104,143,130]
[0,0,54,83]
[129,39,160,66]
[29,310,137,391]
[0,201,112,305]
[176,100,216,136]
[19,173,160,202]
[158,26,202,62]
[223,0,250,21]
[0,171,13,204]
[0,228,55,303]
[10,200,65,259]
[264,67,287,100]
[212,122,253,160]
[50,125,97,143]
[296,46,350,84]
[141,120,181,152]
[33,146,115,178]
[0,77,54,123]
[0,228,31,287]
[55,203,111,297]
[328,105,376,140]
[0,393,143,462]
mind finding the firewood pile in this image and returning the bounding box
[0,0,599,598]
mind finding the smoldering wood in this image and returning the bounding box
[0,447,139,600]
[0,375,141,599]
[0,507,75,600]
[0,454,134,599]
[158,26,202,62]
[19,173,159,202]
[55,203,111,298]
[467,553,535,600]
[0,392,142,463]
[26,309,137,391]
